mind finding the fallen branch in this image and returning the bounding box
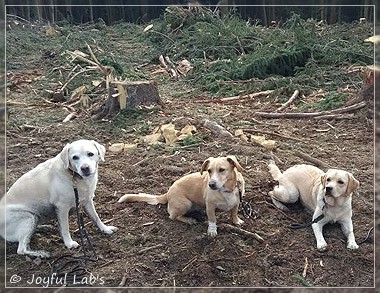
[255,101,366,119]
[294,150,327,168]
[276,90,299,111]
[202,119,234,139]
[218,223,264,242]
[195,90,274,104]
[313,113,355,120]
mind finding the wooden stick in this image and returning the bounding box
[119,274,128,286]
[137,244,163,255]
[302,257,309,278]
[202,119,234,139]
[194,90,274,104]
[181,256,198,272]
[294,150,327,168]
[218,223,264,242]
[255,101,367,119]
[277,90,299,111]
[313,113,355,120]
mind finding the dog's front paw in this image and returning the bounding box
[65,240,80,250]
[347,241,359,250]
[101,225,118,235]
[233,217,244,225]
[317,240,328,251]
[207,222,217,237]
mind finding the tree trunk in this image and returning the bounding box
[92,80,163,120]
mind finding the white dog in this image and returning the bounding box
[0,139,118,258]
[268,162,360,251]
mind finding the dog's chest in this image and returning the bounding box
[324,205,349,223]
[214,190,239,211]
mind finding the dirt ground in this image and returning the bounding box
[3,23,375,289]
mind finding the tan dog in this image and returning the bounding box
[118,156,245,236]
[268,162,360,251]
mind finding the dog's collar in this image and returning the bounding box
[67,168,83,180]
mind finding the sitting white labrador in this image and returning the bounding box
[0,139,118,258]
[268,161,359,251]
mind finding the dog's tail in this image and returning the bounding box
[118,193,168,205]
[268,160,282,181]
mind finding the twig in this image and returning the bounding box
[294,150,327,168]
[255,101,367,119]
[218,223,264,242]
[137,244,163,255]
[181,256,198,272]
[302,257,309,278]
[119,274,128,286]
[277,90,299,111]
[60,68,96,93]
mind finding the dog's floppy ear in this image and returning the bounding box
[320,173,327,188]
[60,143,71,169]
[200,158,211,175]
[92,140,106,161]
[227,155,244,172]
[345,173,359,196]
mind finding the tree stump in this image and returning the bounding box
[92,80,163,119]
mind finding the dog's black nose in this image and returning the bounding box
[325,186,333,195]
[209,182,218,190]
[81,165,90,175]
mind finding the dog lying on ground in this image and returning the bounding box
[0,139,118,258]
[268,161,360,251]
[118,156,245,236]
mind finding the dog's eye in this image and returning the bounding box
[88,152,94,157]
[338,180,344,184]
[326,178,331,182]
[208,169,212,174]
[219,168,225,173]
[72,155,79,160]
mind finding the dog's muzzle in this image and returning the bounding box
[209,182,219,190]
[325,186,333,196]
[80,164,92,177]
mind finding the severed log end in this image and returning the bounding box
[111,80,163,108]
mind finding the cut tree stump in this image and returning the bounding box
[92,80,163,119]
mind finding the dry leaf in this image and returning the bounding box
[143,133,162,145]
[251,135,276,150]
[180,124,196,135]
[109,143,125,153]
[160,124,178,145]
[46,27,60,36]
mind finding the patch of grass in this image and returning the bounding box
[315,92,348,111]
[292,274,313,287]
[110,107,159,131]
[178,133,205,147]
